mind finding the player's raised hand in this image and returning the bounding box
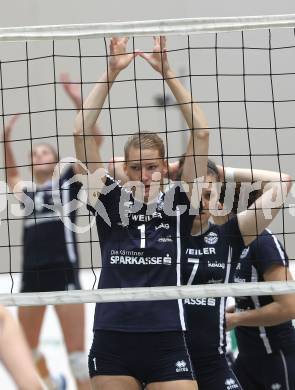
[109,37,138,73]
[60,72,82,109]
[3,114,20,140]
[139,36,170,76]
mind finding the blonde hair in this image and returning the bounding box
[124,132,165,161]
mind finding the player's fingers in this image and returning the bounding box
[138,51,148,59]
[160,36,166,49]
[8,114,20,127]
[59,72,70,83]
[153,36,160,46]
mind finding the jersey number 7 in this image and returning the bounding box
[187,258,200,285]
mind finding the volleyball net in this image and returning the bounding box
[0,14,295,306]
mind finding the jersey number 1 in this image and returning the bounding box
[137,224,146,249]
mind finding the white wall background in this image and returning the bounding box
[0,2,295,276]
[0,0,294,26]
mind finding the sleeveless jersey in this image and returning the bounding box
[90,176,195,332]
[22,165,80,268]
[182,217,245,357]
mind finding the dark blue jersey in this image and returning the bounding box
[22,165,80,268]
[234,229,295,355]
[90,176,195,332]
[183,217,245,357]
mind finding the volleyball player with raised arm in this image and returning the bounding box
[179,159,291,390]
[74,36,209,390]
[2,76,101,389]
[226,218,295,388]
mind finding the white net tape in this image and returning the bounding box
[1,281,295,307]
[0,14,294,41]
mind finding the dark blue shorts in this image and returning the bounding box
[192,354,242,390]
[233,350,295,390]
[88,330,195,385]
[21,261,81,292]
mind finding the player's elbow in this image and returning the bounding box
[287,300,295,320]
[107,157,124,176]
[74,114,91,136]
[282,306,295,323]
[275,301,295,323]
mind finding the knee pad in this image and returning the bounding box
[68,351,89,381]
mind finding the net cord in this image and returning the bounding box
[1,14,295,42]
[1,281,295,307]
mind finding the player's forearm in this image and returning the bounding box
[92,124,103,147]
[228,167,290,187]
[69,92,82,111]
[0,307,43,389]
[3,139,19,189]
[74,133,104,174]
[233,302,295,327]
[182,135,208,181]
[107,157,128,183]
[164,69,209,183]
[74,69,119,135]
[164,69,208,136]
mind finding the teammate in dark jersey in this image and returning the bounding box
[102,120,293,390]
[178,159,292,390]
[74,36,209,390]
[21,163,81,292]
[2,75,101,389]
[105,157,293,390]
[105,133,294,390]
[226,228,295,389]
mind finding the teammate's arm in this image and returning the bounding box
[0,306,44,389]
[226,265,295,329]
[60,72,103,150]
[219,167,292,246]
[107,157,129,183]
[139,36,209,205]
[2,115,24,194]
